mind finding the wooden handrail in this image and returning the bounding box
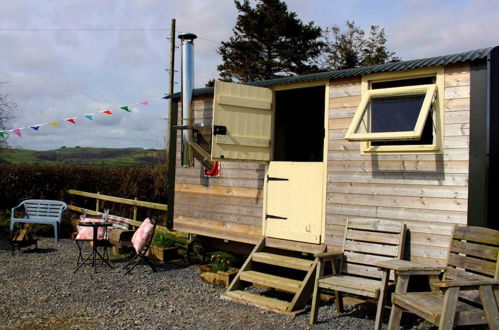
[67,189,167,211]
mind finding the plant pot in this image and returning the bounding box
[199,265,239,287]
[148,246,178,262]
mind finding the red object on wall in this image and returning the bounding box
[204,161,220,177]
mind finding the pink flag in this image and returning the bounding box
[67,118,76,124]
[140,101,149,106]
[13,128,22,137]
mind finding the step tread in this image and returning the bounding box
[252,252,314,271]
[239,270,302,293]
[224,290,290,311]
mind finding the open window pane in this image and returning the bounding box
[370,95,425,132]
[345,84,436,141]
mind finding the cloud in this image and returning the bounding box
[1,0,498,151]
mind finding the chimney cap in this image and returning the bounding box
[178,33,197,41]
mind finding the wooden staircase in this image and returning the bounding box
[222,237,325,315]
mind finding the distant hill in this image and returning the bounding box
[0,147,166,166]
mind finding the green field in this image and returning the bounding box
[0,147,166,166]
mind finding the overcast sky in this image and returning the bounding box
[0,0,498,151]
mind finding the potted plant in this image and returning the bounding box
[199,251,239,287]
[148,232,178,262]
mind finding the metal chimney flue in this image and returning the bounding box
[179,33,197,167]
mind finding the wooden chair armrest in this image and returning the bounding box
[432,280,499,289]
[376,259,444,273]
[314,251,343,259]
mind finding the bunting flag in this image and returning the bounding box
[0,96,165,140]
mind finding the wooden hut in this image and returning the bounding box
[168,46,499,312]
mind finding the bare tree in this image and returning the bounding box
[0,83,16,150]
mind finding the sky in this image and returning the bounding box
[0,0,498,151]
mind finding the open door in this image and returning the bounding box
[211,81,273,162]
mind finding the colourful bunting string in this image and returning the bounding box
[0,97,166,140]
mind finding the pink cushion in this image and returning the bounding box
[76,217,106,240]
[131,218,154,254]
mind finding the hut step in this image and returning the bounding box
[252,252,314,271]
[239,270,302,293]
[222,290,291,313]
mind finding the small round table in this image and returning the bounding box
[73,222,113,273]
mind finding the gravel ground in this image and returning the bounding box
[0,238,425,330]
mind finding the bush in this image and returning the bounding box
[209,251,238,272]
[151,232,176,248]
[0,164,168,225]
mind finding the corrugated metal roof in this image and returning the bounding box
[166,47,494,99]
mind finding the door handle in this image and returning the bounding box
[266,214,288,220]
[267,175,289,182]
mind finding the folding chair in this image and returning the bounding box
[74,209,110,267]
[123,217,157,274]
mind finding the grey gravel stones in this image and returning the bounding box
[0,238,421,329]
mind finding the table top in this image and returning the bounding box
[78,222,113,227]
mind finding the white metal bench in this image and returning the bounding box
[10,199,67,241]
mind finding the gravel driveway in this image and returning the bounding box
[0,238,423,329]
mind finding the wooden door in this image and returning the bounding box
[265,162,324,243]
[211,81,273,162]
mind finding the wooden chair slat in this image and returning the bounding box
[448,253,496,277]
[346,229,401,245]
[344,240,399,257]
[348,218,403,233]
[342,263,384,280]
[445,268,492,281]
[344,252,396,280]
[453,226,499,246]
[450,239,499,261]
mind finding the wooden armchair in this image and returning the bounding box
[309,218,406,329]
[380,226,499,330]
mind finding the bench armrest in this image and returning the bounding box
[376,259,444,273]
[432,279,499,289]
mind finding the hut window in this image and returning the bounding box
[345,70,443,154]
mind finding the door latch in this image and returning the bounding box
[213,125,227,135]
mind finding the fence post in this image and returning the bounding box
[133,197,138,220]
[96,192,100,212]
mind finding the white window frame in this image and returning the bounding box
[346,67,444,154]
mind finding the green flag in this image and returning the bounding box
[120,106,131,112]
[0,131,4,138]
